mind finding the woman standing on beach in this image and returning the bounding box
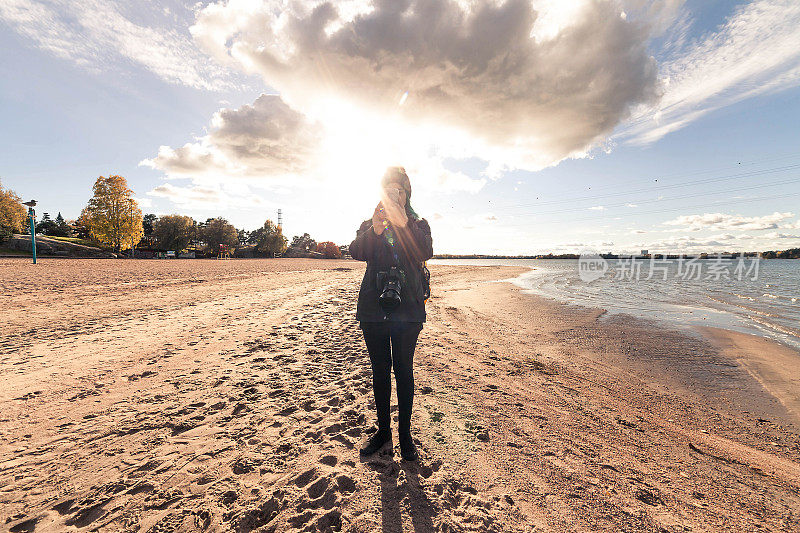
[349,167,433,461]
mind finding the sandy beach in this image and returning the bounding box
[1,258,799,532]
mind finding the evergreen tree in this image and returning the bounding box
[46,212,72,237]
[37,212,59,236]
[290,233,316,252]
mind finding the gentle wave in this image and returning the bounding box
[429,258,800,351]
[749,315,800,339]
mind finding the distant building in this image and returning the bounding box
[641,249,649,256]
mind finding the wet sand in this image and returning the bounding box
[1,258,799,532]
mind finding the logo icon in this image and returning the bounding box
[578,252,608,283]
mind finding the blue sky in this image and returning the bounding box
[1,0,799,254]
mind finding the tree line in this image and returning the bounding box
[1,175,344,258]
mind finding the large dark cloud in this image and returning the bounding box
[193,0,661,168]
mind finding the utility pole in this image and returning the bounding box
[129,198,138,260]
[277,209,282,230]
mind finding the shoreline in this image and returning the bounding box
[492,264,800,428]
[495,262,800,353]
[697,326,800,425]
[2,259,799,531]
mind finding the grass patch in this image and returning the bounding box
[46,236,99,247]
[0,246,29,256]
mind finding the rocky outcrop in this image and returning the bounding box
[4,235,116,258]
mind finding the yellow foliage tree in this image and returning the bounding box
[0,180,28,234]
[80,175,143,253]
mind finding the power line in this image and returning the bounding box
[499,190,800,228]
[486,151,800,207]
[503,175,800,217]
[495,163,800,210]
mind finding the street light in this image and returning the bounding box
[22,200,37,264]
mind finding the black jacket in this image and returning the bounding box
[350,217,433,323]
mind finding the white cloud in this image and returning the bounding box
[647,235,731,250]
[471,213,498,223]
[589,205,606,211]
[763,232,800,240]
[143,92,487,195]
[191,0,660,171]
[781,219,800,230]
[133,196,153,209]
[642,230,800,252]
[663,211,795,232]
[147,182,268,211]
[141,94,322,179]
[561,240,614,249]
[0,0,237,90]
[620,0,800,144]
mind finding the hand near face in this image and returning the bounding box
[380,187,408,228]
[372,203,386,235]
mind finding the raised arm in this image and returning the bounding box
[349,219,378,261]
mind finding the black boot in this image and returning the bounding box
[398,431,418,461]
[359,428,391,456]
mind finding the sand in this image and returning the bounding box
[1,258,799,532]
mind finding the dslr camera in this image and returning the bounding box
[376,266,406,313]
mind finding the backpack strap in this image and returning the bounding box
[421,261,431,302]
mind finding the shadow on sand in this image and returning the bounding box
[360,444,437,532]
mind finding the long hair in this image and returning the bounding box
[381,166,420,221]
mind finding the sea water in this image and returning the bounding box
[428,258,800,350]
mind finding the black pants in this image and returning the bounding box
[360,321,423,435]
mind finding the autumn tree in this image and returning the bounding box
[251,220,288,257]
[152,215,196,252]
[0,180,28,241]
[80,175,143,252]
[202,217,238,254]
[316,241,342,259]
[73,213,92,239]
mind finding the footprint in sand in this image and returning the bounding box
[306,476,330,499]
[294,467,318,487]
[319,454,338,467]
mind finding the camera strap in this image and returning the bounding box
[379,219,402,268]
[382,219,429,301]
[421,261,430,302]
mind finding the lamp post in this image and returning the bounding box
[23,200,37,264]
[129,198,135,259]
